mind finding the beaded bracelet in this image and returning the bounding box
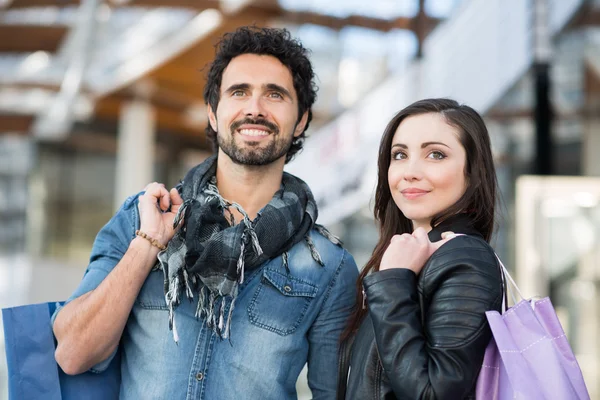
[135,230,167,251]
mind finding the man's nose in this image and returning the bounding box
[243,95,266,118]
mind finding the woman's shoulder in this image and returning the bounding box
[434,234,496,260]
[424,234,502,282]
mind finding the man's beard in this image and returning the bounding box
[217,117,294,166]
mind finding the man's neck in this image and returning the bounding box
[215,151,285,221]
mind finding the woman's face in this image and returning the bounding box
[388,113,467,231]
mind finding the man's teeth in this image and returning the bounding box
[239,129,269,136]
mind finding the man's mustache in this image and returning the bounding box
[230,118,279,135]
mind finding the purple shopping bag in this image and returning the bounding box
[475,258,590,399]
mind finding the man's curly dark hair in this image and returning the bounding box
[203,26,317,164]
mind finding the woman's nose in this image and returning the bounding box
[403,159,423,181]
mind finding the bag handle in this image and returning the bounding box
[494,254,525,312]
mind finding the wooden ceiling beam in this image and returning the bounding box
[121,0,222,10]
[0,114,34,133]
[572,7,600,27]
[121,0,439,33]
[272,10,440,33]
[5,0,79,9]
[0,25,67,52]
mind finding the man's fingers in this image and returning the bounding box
[170,188,183,207]
[158,190,171,211]
[143,182,165,192]
[143,182,166,197]
[140,183,170,210]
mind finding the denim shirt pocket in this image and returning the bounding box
[248,267,318,336]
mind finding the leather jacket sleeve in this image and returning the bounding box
[363,236,503,399]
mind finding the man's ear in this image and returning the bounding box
[294,111,309,137]
[207,104,217,132]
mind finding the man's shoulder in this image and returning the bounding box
[287,227,356,273]
[309,227,345,255]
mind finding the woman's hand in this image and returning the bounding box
[379,228,456,274]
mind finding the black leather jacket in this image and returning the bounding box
[344,216,503,399]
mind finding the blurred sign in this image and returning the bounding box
[290,0,584,225]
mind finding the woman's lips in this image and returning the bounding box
[401,188,429,199]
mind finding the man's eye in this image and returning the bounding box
[232,90,245,96]
[269,92,283,99]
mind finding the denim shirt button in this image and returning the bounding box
[196,372,204,381]
[283,285,292,292]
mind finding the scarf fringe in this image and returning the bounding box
[305,234,324,266]
[282,252,290,274]
[182,268,194,300]
[237,237,246,284]
[188,285,237,339]
[315,223,343,246]
[224,296,236,339]
[196,286,206,319]
[166,275,181,343]
[172,199,193,229]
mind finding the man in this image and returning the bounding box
[52,26,359,399]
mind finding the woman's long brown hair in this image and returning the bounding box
[341,98,498,342]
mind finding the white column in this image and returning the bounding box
[114,100,156,210]
[583,118,600,176]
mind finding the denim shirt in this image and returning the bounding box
[53,194,359,400]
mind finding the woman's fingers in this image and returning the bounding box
[432,231,459,251]
[412,227,429,245]
[441,231,456,240]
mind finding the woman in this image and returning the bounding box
[339,98,504,399]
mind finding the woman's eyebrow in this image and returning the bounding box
[391,141,451,149]
[421,141,450,149]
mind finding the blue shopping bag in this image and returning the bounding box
[2,302,120,400]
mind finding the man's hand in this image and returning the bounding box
[138,183,184,246]
[379,228,456,274]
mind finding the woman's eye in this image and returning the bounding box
[428,151,446,160]
[392,151,406,160]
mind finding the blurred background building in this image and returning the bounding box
[1,0,599,398]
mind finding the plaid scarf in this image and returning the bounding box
[157,155,340,342]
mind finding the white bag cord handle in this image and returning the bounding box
[494,253,525,312]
